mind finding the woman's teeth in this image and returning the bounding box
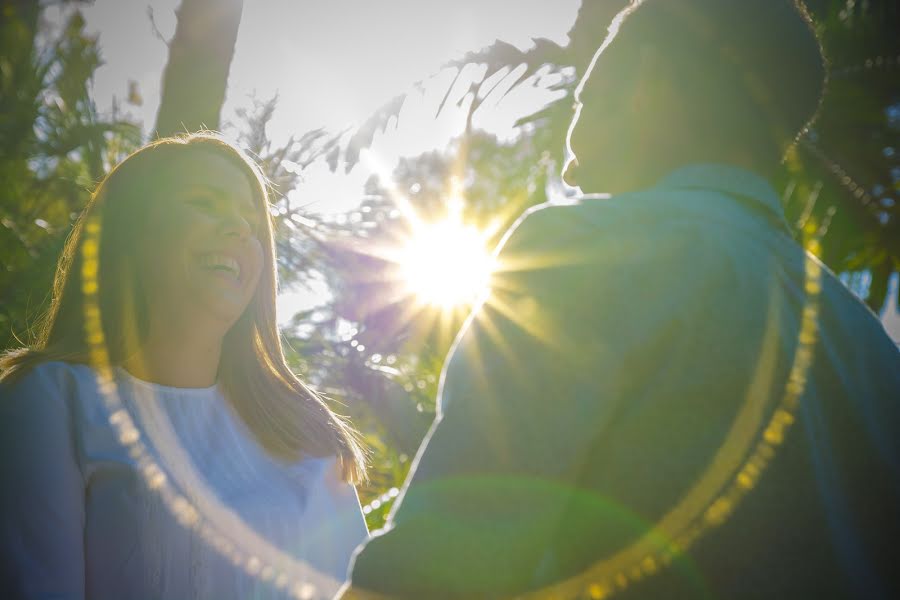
[199,253,240,279]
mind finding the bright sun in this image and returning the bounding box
[398,219,495,309]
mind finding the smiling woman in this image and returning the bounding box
[136,150,265,335]
[0,133,368,600]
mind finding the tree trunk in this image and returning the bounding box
[154,0,243,137]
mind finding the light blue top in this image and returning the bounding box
[0,361,368,599]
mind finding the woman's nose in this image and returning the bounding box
[219,211,252,240]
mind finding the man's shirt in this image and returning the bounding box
[344,164,900,599]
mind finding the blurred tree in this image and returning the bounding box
[792,0,900,309]
[154,0,243,136]
[270,0,899,524]
[1,0,246,349]
[3,0,897,529]
[0,0,141,352]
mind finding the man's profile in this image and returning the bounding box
[342,1,900,598]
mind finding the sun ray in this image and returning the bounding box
[463,303,524,373]
[482,289,565,352]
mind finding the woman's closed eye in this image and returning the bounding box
[246,216,262,235]
[187,195,217,213]
[185,191,261,236]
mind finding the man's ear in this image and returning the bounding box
[629,42,677,116]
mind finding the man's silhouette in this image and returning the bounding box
[342,1,900,598]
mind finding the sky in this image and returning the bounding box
[41,0,900,342]
[54,0,580,319]
[70,0,579,142]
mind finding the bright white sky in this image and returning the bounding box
[70,0,579,145]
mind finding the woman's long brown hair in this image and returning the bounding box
[0,133,367,483]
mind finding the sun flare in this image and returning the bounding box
[398,219,495,309]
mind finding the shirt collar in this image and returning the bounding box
[656,163,787,227]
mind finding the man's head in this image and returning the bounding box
[563,0,826,195]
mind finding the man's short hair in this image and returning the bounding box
[582,0,827,158]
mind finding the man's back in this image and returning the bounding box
[345,165,900,599]
[528,165,900,599]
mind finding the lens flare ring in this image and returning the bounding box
[84,193,824,599]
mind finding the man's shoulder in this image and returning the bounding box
[818,266,900,374]
[499,195,639,256]
[502,188,740,265]
[517,182,742,228]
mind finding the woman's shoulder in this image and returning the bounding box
[286,454,355,496]
[2,360,96,393]
[286,453,340,480]
[292,454,369,535]
[0,360,105,418]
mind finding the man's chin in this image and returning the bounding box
[575,179,615,197]
[579,173,640,197]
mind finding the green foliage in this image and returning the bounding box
[0,5,141,350]
[796,0,900,306]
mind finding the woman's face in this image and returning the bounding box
[139,149,266,334]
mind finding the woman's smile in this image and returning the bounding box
[143,150,266,328]
[198,252,241,280]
